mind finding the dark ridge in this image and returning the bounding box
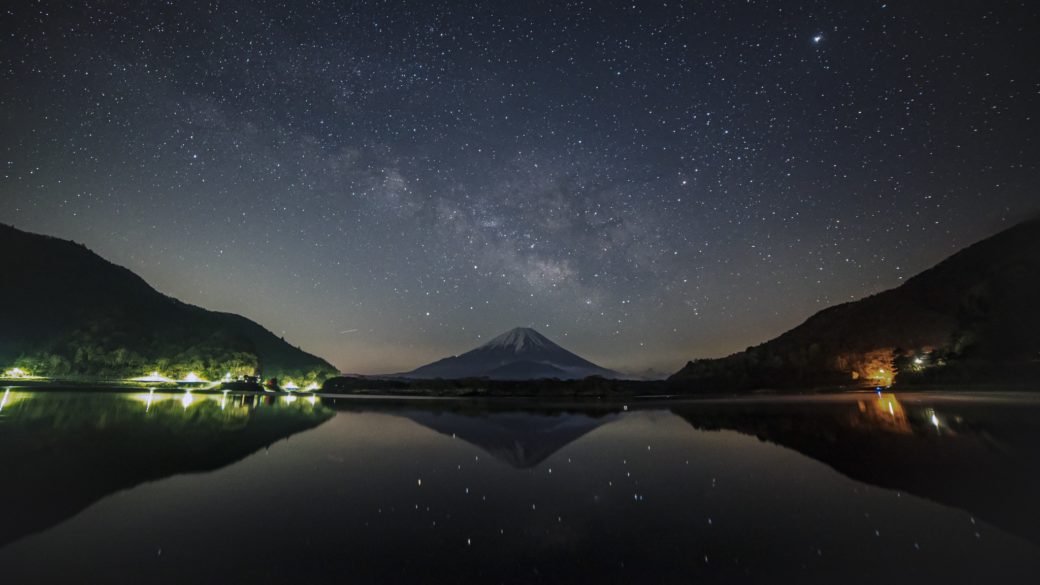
[670,218,1040,391]
[0,223,338,381]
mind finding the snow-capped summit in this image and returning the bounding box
[478,327,554,353]
[400,327,620,380]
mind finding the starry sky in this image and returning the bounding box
[1,1,1037,375]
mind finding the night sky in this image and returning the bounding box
[1,1,1037,375]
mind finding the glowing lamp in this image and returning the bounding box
[178,372,207,384]
[3,367,28,378]
[132,371,174,383]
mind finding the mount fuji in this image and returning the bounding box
[400,327,621,380]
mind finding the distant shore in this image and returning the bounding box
[6,376,1037,399]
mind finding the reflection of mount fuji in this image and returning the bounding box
[402,410,618,468]
[321,398,621,468]
[0,391,332,550]
[671,395,1040,546]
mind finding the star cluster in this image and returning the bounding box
[1,1,1037,374]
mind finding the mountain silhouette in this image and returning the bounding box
[0,223,337,381]
[671,217,1040,390]
[400,327,620,380]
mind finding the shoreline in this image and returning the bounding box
[4,381,1039,405]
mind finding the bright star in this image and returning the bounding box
[812,34,823,44]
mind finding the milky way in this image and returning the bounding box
[1,1,1037,374]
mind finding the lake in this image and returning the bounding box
[1,388,1038,583]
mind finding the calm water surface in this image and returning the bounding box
[1,388,1038,584]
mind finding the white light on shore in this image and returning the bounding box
[3,367,28,379]
[133,371,174,383]
[179,372,206,384]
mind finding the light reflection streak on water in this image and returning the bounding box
[128,390,321,417]
[927,408,942,432]
[0,388,9,412]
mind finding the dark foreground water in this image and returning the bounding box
[1,389,1038,584]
